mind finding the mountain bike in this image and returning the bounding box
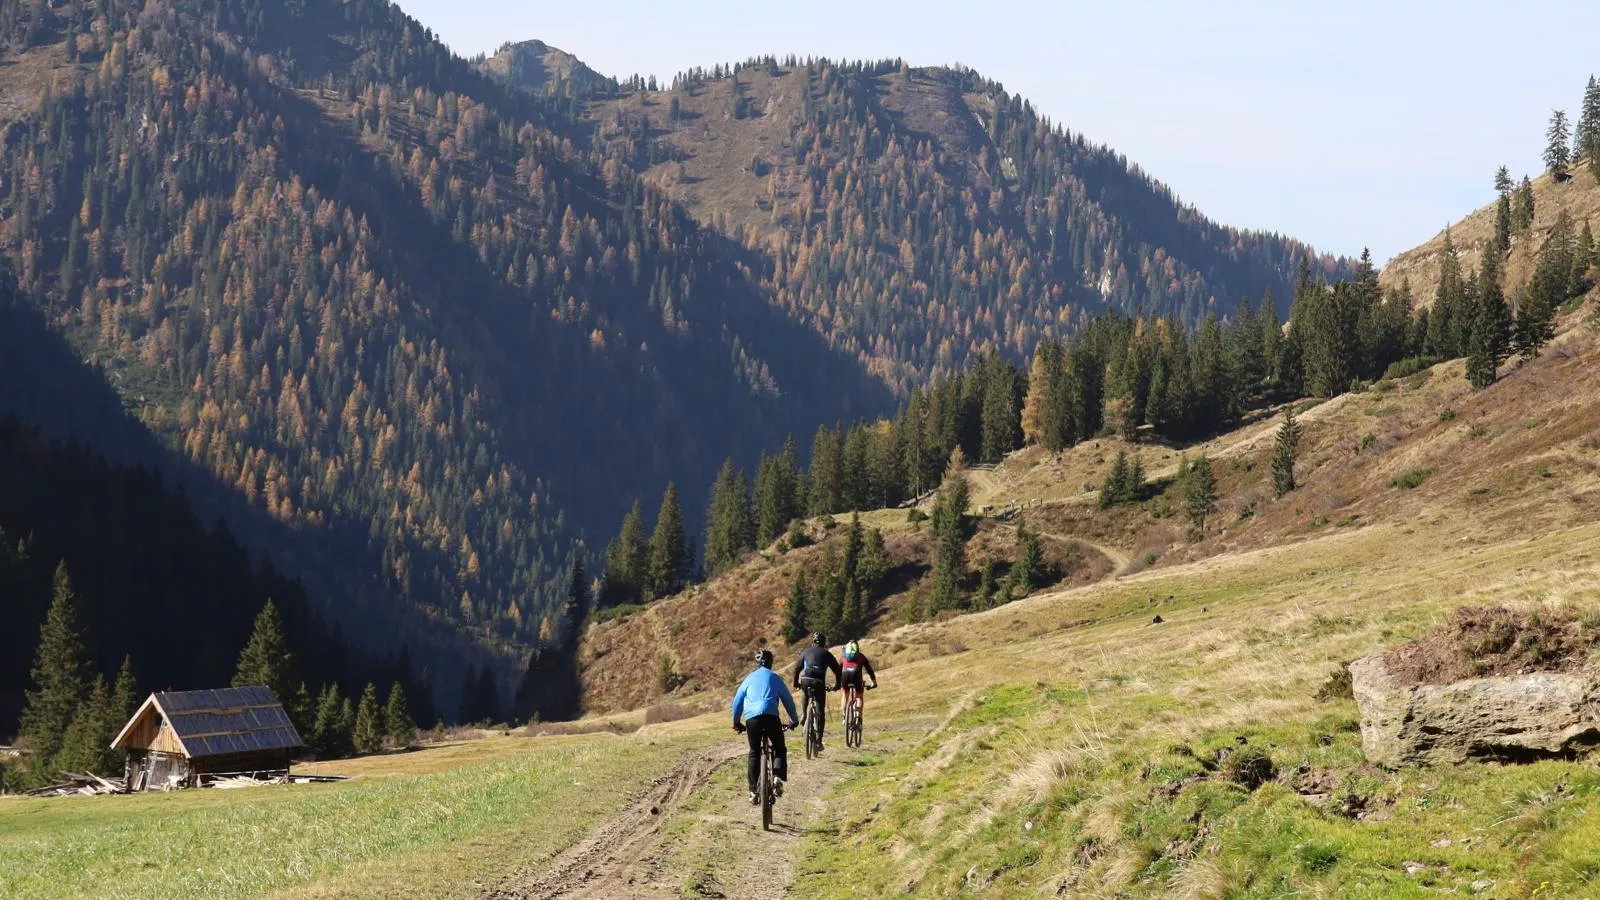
[843,683,874,748]
[758,728,777,830]
[804,685,830,759]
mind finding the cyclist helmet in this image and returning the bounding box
[844,641,860,661]
[812,632,826,646]
[754,648,774,668]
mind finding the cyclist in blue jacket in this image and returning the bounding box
[732,648,799,805]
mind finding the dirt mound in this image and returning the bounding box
[1384,605,1600,686]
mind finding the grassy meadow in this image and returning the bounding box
[0,729,707,899]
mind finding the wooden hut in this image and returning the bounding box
[111,686,304,791]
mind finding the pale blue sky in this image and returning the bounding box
[398,0,1600,263]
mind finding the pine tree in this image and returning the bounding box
[55,675,114,776]
[1098,451,1130,510]
[18,563,89,777]
[108,656,139,772]
[1427,230,1463,357]
[1494,165,1513,197]
[601,500,647,606]
[927,461,970,614]
[1546,110,1572,177]
[385,683,416,748]
[1271,410,1302,499]
[975,558,998,610]
[807,425,843,515]
[1514,271,1555,362]
[232,598,297,704]
[1467,249,1513,387]
[1515,176,1537,232]
[311,684,352,758]
[646,482,688,599]
[783,573,809,643]
[979,358,1019,463]
[352,683,385,755]
[1583,76,1600,179]
[1495,192,1512,256]
[857,527,889,597]
[473,666,502,724]
[1182,455,1218,537]
[1010,521,1043,600]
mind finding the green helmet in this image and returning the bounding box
[844,641,860,661]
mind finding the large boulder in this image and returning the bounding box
[1350,653,1600,767]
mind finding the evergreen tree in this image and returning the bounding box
[232,599,297,705]
[807,425,843,515]
[601,500,647,606]
[975,558,999,610]
[979,358,1019,463]
[1494,165,1514,197]
[311,684,352,758]
[1514,272,1555,362]
[1546,109,1572,177]
[858,527,889,597]
[927,459,970,615]
[1581,76,1600,179]
[55,675,113,776]
[352,682,385,755]
[646,482,688,599]
[703,459,753,577]
[1515,176,1537,232]
[385,682,416,748]
[1271,410,1302,499]
[18,563,89,777]
[1182,455,1218,537]
[1099,451,1130,510]
[1495,192,1512,256]
[1427,230,1464,357]
[783,573,809,643]
[1010,521,1043,600]
[1467,250,1512,387]
[473,666,502,724]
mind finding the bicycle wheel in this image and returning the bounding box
[760,739,774,831]
[848,697,861,748]
[806,696,822,759]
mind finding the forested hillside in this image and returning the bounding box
[1,0,1347,717]
[581,57,1347,388]
[0,0,888,694]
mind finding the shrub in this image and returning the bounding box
[1221,746,1277,790]
[1357,432,1376,453]
[593,603,644,623]
[1438,408,1456,422]
[1314,663,1354,702]
[1382,355,1437,380]
[906,507,928,523]
[1391,468,1433,490]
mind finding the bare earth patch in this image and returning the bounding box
[1384,604,1600,686]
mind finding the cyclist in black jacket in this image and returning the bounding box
[792,633,841,750]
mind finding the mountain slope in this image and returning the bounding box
[479,40,611,97]
[1382,161,1600,303]
[583,59,1348,386]
[0,0,890,704]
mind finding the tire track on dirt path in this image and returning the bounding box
[486,744,743,900]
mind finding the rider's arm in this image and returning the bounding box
[828,653,842,688]
[777,678,799,726]
[791,658,802,688]
[731,679,748,727]
[863,655,878,685]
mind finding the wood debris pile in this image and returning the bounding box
[25,772,126,796]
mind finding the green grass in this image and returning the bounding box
[0,733,696,899]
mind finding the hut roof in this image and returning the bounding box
[111,686,304,758]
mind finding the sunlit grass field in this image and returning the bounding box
[0,730,707,899]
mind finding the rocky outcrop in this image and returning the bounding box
[1350,654,1600,767]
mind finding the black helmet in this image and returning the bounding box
[754,649,774,668]
[812,632,826,646]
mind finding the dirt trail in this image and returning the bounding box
[1035,530,1131,573]
[487,745,742,899]
[488,735,852,899]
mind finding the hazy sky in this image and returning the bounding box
[397,0,1600,264]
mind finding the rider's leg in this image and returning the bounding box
[770,718,788,783]
[745,716,764,795]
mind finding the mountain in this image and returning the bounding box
[0,1,1345,717]
[580,57,1348,388]
[479,40,611,97]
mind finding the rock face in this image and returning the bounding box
[1350,654,1600,767]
